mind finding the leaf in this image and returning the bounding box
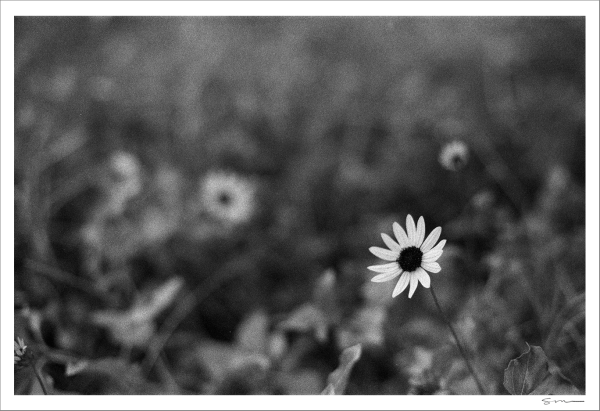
[503,344,581,395]
[235,310,269,354]
[278,303,329,343]
[321,344,362,395]
[92,277,184,347]
[196,340,270,380]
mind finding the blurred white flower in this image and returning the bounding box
[106,151,142,214]
[368,215,446,298]
[200,171,256,225]
[439,140,469,171]
[14,337,27,364]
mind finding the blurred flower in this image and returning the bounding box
[14,337,27,364]
[105,150,143,215]
[368,215,446,298]
[200,171,256,225]
[439,140,469,171]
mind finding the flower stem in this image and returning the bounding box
[31,363,49,395]
[429,285,486,395]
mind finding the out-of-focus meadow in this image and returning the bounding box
[14,17,585,395]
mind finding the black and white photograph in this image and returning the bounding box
[2,1,599,409]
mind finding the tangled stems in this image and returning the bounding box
[429,285,486,395]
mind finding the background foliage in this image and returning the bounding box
[14,17,585,395]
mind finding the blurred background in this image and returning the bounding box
[14,17,585,395]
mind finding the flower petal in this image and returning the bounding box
[420,227,442,253]
[406,215,417,246]
[367,262,399,273]
[381,233,401,252]
[408,273,419,298]
[414,267,431,288]
[371,267,402,283]
[369,246,398,261]
[392,222,410,248]
[415,216,425,247]
[421,261,441,273]
[422,249,443,262]
[392,272,410,298]
[430,239,446,253]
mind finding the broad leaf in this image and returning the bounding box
[321,344,362,395]
[503,344,580,395]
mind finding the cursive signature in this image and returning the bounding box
[542,398,584,405]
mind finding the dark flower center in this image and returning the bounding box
[218,192,232,205]
[451,154,467,170]
[397,246,423,272]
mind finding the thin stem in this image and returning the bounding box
[429,285,486,395]
[31,362,49,395]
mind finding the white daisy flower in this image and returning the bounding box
[368,215,446,299]
[200,171,256,225]
[439,140,469,171]
[14,337,27,364]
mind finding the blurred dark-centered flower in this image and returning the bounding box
[14,337,27,364]
[368,215,446,298]
[200,171,256,225]
[439,140,469,171]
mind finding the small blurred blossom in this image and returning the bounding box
[106,151,143,215]
[368,215,446,298]
[439,140,469,171]
[14,337,27,365]
[199,171,256,226]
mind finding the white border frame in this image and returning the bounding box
[2,2,598,410]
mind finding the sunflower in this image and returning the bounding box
[439,140,469,171]
[368,215,446,298]
[200,171,256,225]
